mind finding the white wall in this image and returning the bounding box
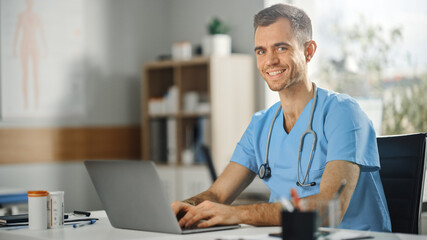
[0,0,171,127]
[83,0,172,126]
[0,162,103,212]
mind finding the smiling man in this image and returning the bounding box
[171,3,391,232]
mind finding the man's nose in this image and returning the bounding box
[265,51,279,66]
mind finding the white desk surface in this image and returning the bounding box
[1,211,426,240]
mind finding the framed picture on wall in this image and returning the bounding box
[0,0,85,119]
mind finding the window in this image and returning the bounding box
[264,0,427,135]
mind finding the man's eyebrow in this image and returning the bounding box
[254,42,292,52]
[274,42,291,48]
[254,46,264,52]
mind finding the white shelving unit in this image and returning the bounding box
[141,54,255,172]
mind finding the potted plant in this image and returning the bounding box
[203,17,231,56]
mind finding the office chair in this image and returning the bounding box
[196,144,217,182]
[377,133,427,234]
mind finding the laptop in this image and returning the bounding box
[84,160,240,234]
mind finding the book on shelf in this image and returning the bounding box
[149,119,167,163]
[194,117,211,164]
[167,119,177,164]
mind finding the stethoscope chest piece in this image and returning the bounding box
[258,163,271,179]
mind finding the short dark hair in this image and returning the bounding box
[254,3,312,46]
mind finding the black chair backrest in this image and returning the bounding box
[196,144,217,182]
[377,133,427,234]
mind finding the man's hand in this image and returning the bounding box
[171,201,194,221]
[175,200,241,228]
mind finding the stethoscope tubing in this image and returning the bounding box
[260,83,318,187]
[263,105,282,168]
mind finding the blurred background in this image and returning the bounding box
[0,0,426,225]
[266,0,427,136]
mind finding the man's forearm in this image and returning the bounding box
[182,192,281,226]
[235,202,282,226]
[183,190,220,206]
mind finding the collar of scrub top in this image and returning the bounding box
[259,83,318,188]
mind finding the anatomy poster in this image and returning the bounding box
[1,0,85,119]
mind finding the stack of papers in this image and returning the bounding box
[317,231,373,240]
[0,214,98,230]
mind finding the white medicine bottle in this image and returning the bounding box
[28,190,49,230]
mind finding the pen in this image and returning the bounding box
[290,188,301,210]
[73,219,96,228]
[73,210,91,217]
[333,180,347,200]
[342,236,374,240]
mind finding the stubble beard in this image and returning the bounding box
[265,68,304,92]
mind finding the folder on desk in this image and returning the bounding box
[0,214,28,224]
[0,214,97,228]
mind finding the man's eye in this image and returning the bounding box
[278,47,286,52]
[257,50,265,55]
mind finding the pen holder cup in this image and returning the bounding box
[299,198,341,228]
[282,211,317,240]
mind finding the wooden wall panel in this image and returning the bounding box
[0,126,141,164]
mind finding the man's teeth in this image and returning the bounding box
[268,70,284,76]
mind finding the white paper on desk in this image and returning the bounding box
[395,233,427,240]
[318,231,372,240]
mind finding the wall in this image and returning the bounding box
[0,162,103,212]
[0,0,171,128]
[0,0,172,163]
[84,0,171,127]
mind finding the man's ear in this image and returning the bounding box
[305,40,317,62]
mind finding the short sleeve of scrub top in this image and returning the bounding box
[323,94,379,171]
[230,87,391,232]
[230,113,261,174]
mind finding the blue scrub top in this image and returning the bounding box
[230,87,391,232]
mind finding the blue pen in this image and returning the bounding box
[73,219,96,228]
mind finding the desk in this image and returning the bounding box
[0,211,426,240]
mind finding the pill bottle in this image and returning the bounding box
[48,191,64,228]
[28,190,49,230]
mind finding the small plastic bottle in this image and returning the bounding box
[28,190,49,230]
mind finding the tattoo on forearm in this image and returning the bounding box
[183,191,219,206]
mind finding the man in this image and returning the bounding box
[171,3,391,232]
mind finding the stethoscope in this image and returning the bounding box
[258,83,318,187]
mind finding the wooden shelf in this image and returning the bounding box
[148,112,210,119]
[141,55,255,170]
[144,57,209,69]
